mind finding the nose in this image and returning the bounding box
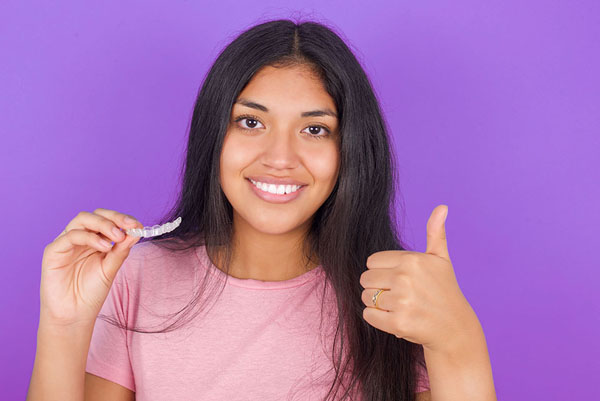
[259,130,301,169]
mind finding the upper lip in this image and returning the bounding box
[246,175,307,186]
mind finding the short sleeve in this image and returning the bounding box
[85,257,137,392]
[415,358,430,393]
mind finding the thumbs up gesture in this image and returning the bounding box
[360,205,480,355]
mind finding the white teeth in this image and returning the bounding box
[250,179,301,195]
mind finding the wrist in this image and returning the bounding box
[38,314,96,337]
[422,320,497,401]
[425,310,484,359]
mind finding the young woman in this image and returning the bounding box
[28,19,496,401]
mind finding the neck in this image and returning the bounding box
[211,214,318,281]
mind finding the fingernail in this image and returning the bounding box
[124,216,138,225]
[112,227,124,239]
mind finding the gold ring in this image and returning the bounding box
[372,289,385,308]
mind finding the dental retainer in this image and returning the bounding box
[126,216,182,238]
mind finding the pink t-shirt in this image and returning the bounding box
[85,242,430,400]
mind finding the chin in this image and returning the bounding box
[239,211,307,234]
[251,219,302,235]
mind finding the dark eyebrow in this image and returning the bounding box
[233,97,338,118]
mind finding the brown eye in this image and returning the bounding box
[305,126,326,136]
[233,114,331,140]
[241,118,260,129]
[302,125,331,140]
[234,116,264,130]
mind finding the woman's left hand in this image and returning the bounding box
[360,205,480,354]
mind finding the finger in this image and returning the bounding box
[48,228,118,255]
[359,268,396,289]
[100,233,143,283]
[361,288,393,312]
[91,209,144,281]
[90,208,143,248]
[63,210,142,245]
[366,250,408,269]
[91,208,143,233]
[425,205,450,260]
[363,306,400,337]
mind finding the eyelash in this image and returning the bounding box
[233,114,331,140]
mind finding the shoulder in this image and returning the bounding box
[121,240,196,280]
[118,240,199,299]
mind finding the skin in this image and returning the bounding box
[213,66,495,400]
[215,64,340,281]
[360,206,496,400]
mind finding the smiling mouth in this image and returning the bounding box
[246,178,305,195]
[246,178,307,203]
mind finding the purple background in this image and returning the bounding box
[2,1,598,399]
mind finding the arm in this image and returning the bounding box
[27,317,95,401]
[361,207,497,400]
[85,373,135,401]
[424,319,497,401]
[27,315,135,401]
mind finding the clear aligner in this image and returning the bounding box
[126,216,182,238]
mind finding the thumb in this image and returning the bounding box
[103,233,141,282]
[425,204,450,260]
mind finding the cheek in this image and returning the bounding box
[308,146,339,184]
[221,133,339,188]
[220,136,254,180]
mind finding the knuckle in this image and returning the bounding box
[401,297,413,310]
[391,295,404,310]
[403,259,418,272]
[90,232,103,244]
[405,253,419,264]
[392,273,404,288]
[387,294,399,309]
[359,273,366,287]
[362,290,371,305]
[396,297,410,313]
[78,210,93,221]
[394,273,413,291]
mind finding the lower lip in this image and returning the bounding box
[246,179,306,204]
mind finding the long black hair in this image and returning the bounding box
[100,18,427,401]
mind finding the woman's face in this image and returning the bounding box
[220,64,340,236]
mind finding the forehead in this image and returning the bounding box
[234,65,337,114]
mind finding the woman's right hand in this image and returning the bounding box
[40,208,144,327]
